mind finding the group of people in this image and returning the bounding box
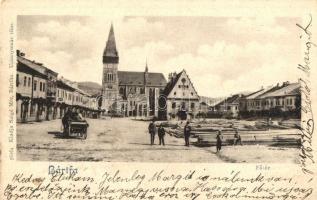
[148,120,166,145]
[215,129,242,152]
[148,119,243,151]
[148,120,193,146]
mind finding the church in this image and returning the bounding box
[101,24,167,118]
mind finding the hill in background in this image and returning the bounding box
[77,81,102,96]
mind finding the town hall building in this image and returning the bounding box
[101,24,167,118]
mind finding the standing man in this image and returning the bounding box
[158,124,166,146]
[148,119,156,145]
[184,121,192,147]
[216,130,224,152]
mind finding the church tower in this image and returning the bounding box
[102,23,119,112]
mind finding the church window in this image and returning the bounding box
[24,76,27,86]
[290,99,293,105]
[172,102,176,109]
[107,73,114,82]
[140,88,145,94]
[191,92,193,96]
[120,87,124,95]
[178,85,181,88]
[191,103,195,109]
[174,92,176,95]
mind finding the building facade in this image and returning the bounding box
[16,55,48,122]
[162,70,200,120]
[16,51,100,123]
[101,24,167,118]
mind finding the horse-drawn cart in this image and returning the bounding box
[63,120,89,139]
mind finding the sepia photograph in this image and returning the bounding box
[16,15,302,163]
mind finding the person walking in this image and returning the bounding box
[216,130,223,152]
[148,119,156,145]
[158,124,165,146]
[184,121,192,147]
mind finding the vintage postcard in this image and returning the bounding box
[1,0,317,199]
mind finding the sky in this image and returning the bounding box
[17,16,301,97]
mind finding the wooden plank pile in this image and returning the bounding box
[164,119,301,147]
[195,129,300,147]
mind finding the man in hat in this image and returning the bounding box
[148,119,157,145]
[216,130,224,152]
[184,121,192,147]
[158,123,166,146]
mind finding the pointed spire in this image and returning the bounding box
[103,23,119,63]
[145,58,148,73]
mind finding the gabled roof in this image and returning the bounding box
[214,94,241,107]
[163,70,199,98]
[246,86,275,100]
[17,56,48,79]
[118,71,167,87]
[259,83,300,98]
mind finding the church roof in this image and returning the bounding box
[118,71,167,87]
[103,24,118,58]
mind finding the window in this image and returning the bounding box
[172,102,176,108]
[24,76,27,86]
[43,83,45,91]
[174,92,176,95]
[120,87,124,95]
[40,82,42,91]
[107,73,114,82]
[16,74,19,86]
[33,80,37,91]
[191,103,195,109]
[290,99,293,105]
[28,77,31,87]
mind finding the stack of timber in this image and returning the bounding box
[194,129,301,147]
[279,119,301,129]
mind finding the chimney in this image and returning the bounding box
[168,73,173,82]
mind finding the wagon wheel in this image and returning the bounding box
[82,128,87,140]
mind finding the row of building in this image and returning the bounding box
[16,51,100,123]
[211,81,301,118]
